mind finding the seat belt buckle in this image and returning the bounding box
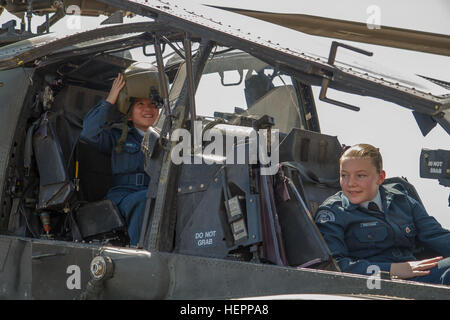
[136,173,145,186]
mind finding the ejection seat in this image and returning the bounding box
[28,105,128,243]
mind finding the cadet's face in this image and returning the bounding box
[340,157,385,204]
[129,98,159,131]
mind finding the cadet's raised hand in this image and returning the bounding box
[390,256,443,279]
[106,73,126,105]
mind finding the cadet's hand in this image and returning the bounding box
[106,73,126,105]
[390,256,443,279]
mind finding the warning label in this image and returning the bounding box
[194,230,217,247]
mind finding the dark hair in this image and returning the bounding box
[339,143,383,173]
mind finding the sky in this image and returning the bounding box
[1,0,449,227]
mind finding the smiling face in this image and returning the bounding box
[340,157,386,204]
[128,98,159,131]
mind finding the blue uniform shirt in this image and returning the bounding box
[316,183,450,275]
[79,99,147,182]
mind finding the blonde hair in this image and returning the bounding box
[340,143,383,173]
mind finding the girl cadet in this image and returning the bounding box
[315,143,450,285]
[80,62,163,246]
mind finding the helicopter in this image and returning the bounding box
[0,0,449,301]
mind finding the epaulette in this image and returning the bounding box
[382,183,408,197]
[319,191,343,209]
[110,122,131,131]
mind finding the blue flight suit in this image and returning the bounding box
[316,183,450,285]
[80,99,150,246]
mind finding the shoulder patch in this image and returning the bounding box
[315,210,336,224]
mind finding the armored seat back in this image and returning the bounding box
[243,85,302,134]
[32,112,74,211]
[275,128,342,270]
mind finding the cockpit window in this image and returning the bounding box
[195,50,303,133]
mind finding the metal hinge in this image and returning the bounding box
[319,41,373,111]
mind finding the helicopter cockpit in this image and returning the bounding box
[0,0,446,275]
[1,0,449,300]
[0,26,351,271]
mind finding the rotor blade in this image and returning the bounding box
[418,75,450,90]
[210,6,450,57]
